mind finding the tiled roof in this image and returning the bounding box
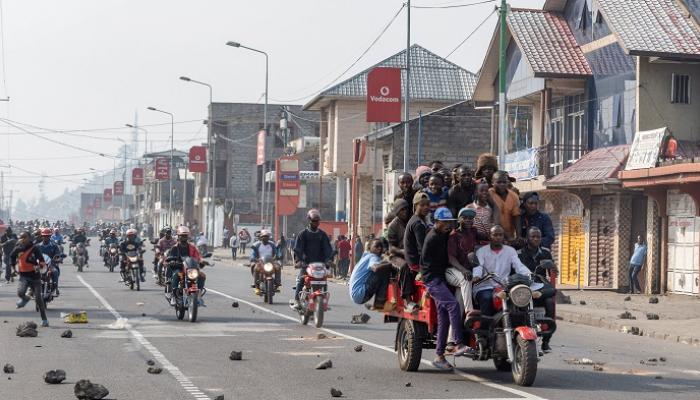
[546,144,630,187]
[598,0,700,58]
[682,0,700,23]
[304,45,477,109]
[508,9,592,77]
[586,42,636,77]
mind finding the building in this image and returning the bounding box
[304,44,479,236]
[138,150,192,231]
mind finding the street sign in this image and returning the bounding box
[257,130,266,166]
[103,188,113,203]
[155,158,170,180]
[366,67,402,123]
[132,168,144,186]
[114,181,124,196]
[94,197,102,209]
[189,146,207,173]
[276,156,300,216]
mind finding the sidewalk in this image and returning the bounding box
[557,289,700,347]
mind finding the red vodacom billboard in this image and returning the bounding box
[366,67,402,123]
[132,168,144,186]
[189,146,207,173]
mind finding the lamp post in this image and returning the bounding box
[180,76,215,242]
[147,106,175,227]
[226,40,268,229]
[125,124,149,155]
[113,138,127,221]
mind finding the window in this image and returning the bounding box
[549,100,565,176]
[671,74,691,104]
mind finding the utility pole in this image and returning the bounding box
[498,0,508,163]
[403,0,411,172]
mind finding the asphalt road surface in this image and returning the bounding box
[1,244,699,400]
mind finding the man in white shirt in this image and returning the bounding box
[473,225,530,316]
[249,230,279,289]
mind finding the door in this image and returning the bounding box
[667,216,697,294]
[560,216,586,286]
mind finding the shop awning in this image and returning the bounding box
[545,145,629,188]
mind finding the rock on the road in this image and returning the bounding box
[353,345,363,352]
[61,329,73,338]
[351,313,370,324]
[229,351,242,361]
[316,359,333,370]
[74,379,109,400]
[16,321,38,337]
[214,396,224,400]
[44,369,67,384]
[330,388,343,397]
[3,363,15,374]
[231,301,239,308]
[649,297,659,304]
[146,359,156,366]
[147,367,163,374]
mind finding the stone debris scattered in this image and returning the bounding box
[351,313,371,324]
[624,296,631,301]
[229,351,243,361]
[405,382,412,387]
[316,333,327,340]
[621,326,641,335]
[16,321,38,337]
[579,300,587,305]
[61,329,73,338]
[74,379,109,400]
[147,367,163,374]
[354,345,363,352]
[231,301,239,308]
[3,363,15,374]
[44,369,67,384]
[146,359,156,366]
[214,395,224,400]
[646,313,660,320]
[316,359,333,370]
[330,388,343,397]
[659,357,667,362]
[619,311,636,320]
[649,297,659,304]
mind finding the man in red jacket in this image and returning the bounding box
[10,231,49,327]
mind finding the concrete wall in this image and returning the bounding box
[637,56,700,139]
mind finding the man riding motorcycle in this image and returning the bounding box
[10,231,49,327]
[71,227,89,264]
[119,229,144,282]
[102,229,120,265]
[50,228,64,246]
[165,226,205,306]
[155,228,177,277]
[249,230,280,291]
[291,209,333,309]
[37,228,62,296]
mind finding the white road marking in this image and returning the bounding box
[208,288,546,400]
[78,275,212,400]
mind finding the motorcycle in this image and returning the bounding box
[293,262,330,328]
[166,254,212,323]
[154,248,166,286]
[122,249,144,291]
[35,254,64,310]
[99,240,107,257]
[105,243,119,272]
[73,242,89,272]
[252,255,281,304]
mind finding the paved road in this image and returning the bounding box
[1,244,699,399]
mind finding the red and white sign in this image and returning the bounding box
[366,67,402,123]
[275,156,300,216]
[94,197,102,209]
[189,146,207,173]
[256,130,266,166]
[155,158,170,180]
[103,188,113,203]
[114,181,124,196]
[132,168,144,186]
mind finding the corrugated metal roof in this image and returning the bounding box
[508,9,592,77]
[598,0,700,58]
[308,45,476,106]
[546,144,630,187]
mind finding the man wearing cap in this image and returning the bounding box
[446,207,483,315]
[386,199,410,262]
[250,230,279,291]
[421,207,472,371]
[402,192,431,312]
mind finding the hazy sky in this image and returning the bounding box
[0,0,543,203]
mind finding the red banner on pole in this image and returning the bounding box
[275,156,300,216]
[85,205,94,216]
[366,67,402,123]
[256,130,266,166]
[132,168,144,186]
[114,181,124,196]
[94,197,102,209]
[155,158,170,180]
[103,188,113,203]
[189,146,207,173]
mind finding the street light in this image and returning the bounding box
[125,124,149,155]
[180,75,215,242]
[226,40,268,229]
[147,106,175,228]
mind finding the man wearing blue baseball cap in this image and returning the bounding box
[421,207,473,371]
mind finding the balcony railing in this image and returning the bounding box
[505,144,587,180]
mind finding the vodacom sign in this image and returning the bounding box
[366,67,402,123]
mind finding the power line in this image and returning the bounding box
[0,0,8,97]
[270,4,406,103]
[445,8,497,58]
[412,0,496,8]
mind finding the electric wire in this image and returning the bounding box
[445,8,497,58]
[411,0,496,9]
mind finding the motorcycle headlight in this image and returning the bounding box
[187,269,199,280]
[110,248,117,254]
[129,256,138,263]
[509,284,533,307]
[263,263,274,273]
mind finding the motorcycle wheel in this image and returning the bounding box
[135,271,141,291]
[314,296,324,328]
[265,280,274,305]
[188,293,198,323]
[397,319,425,372]
[129,271,134,290]
[511,336,538,386]
[109,262,114,273]
[300,304,310,325]
[78,261,83,273]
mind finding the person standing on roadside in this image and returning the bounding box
[1,227,18,283]
[336,235,352,279]
[629,235,647,294]
[229,234,239,260]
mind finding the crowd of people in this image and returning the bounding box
[348,153,558,371]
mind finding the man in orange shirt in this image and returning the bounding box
[488,171,521,241]
[10,231,49,326]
